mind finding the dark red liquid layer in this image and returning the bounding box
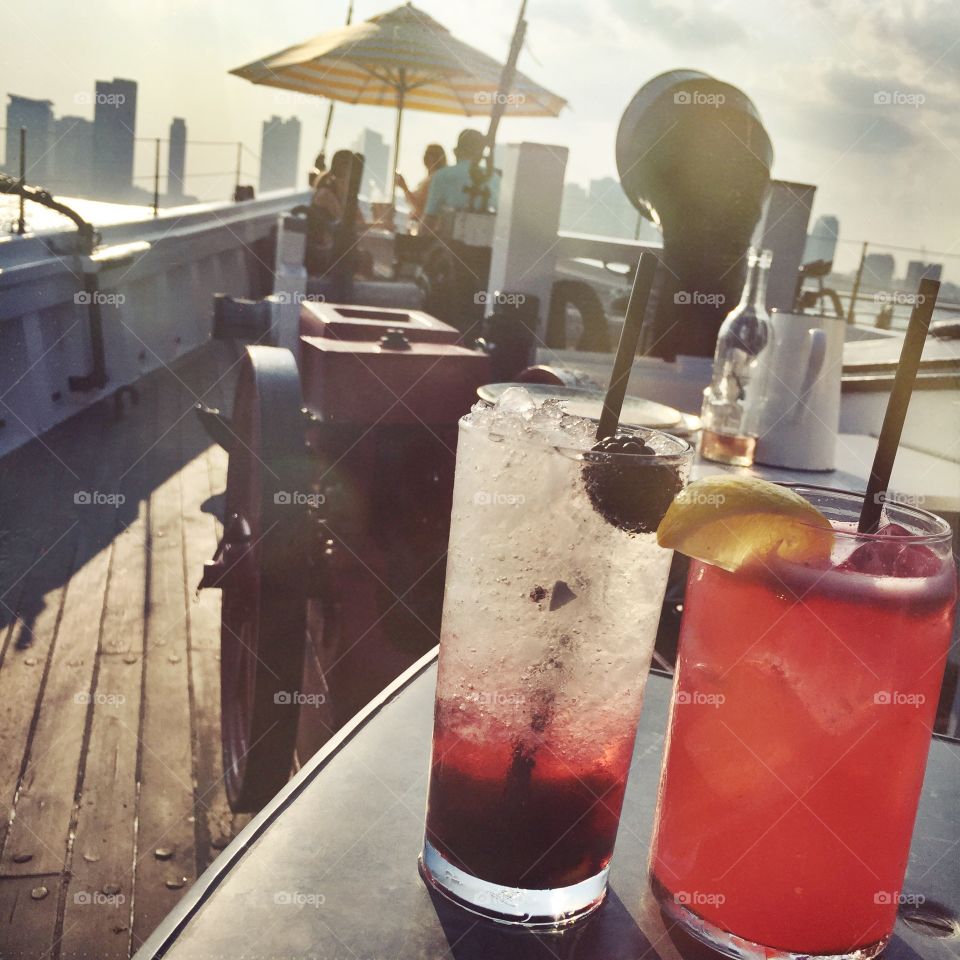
[426,719,634,890]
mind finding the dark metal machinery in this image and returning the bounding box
[616,69,773,359]
[199,68,775,811]
[200,304,490,811]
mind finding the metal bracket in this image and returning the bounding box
[198,513,253,592]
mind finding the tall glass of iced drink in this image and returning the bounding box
[419,387,691,925]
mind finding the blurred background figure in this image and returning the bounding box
[307,151,327,188]
[423,129,498,228]
[397,143,447,225]
[306,149,369,276]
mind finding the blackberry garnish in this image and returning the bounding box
[593,436,654,456]
[582,434,683,534]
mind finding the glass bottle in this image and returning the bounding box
[699,248,772,466]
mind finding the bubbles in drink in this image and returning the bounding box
[425,387,690,896]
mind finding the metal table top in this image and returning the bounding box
[136,652,960,960]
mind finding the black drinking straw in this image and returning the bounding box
[858,277,940,533]
[597,251,659,440]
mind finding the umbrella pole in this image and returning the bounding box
[320,105,335,167]
[486,0,528,175]
[320,0,354,165]
[391,68,406,204]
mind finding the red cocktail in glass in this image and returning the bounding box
[650,487,957,958]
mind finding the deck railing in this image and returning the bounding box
[0,189,309,458]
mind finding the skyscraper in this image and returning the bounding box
[862,253,895,289]
[352,128,390,199]
[803,215,840,265]
[259,116,301,193]
[167,117,187,199]
[51,116,94,195]
[560,181,590,232]
[4,95,54,182]
[92,78,137,200]
[905,261,942,288]
[559,177,649,240]
[585,176,638,238]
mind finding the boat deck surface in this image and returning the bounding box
[1,338,958,959]
[0,342,244,960]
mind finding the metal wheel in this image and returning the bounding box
[296,597,340,761]
[211,346,311,812]
[546,279,609,351]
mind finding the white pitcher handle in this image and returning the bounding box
[795,328,827,412]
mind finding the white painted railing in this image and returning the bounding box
[0,190,309,457]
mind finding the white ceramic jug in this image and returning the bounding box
[752,310,845,471]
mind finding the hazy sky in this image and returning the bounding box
[3,0,960,274]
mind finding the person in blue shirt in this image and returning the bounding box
[423,129,499,228]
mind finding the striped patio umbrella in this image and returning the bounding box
[230,2,566,195]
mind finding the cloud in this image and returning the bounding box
[864,1,960,71]
[822,66,924,111]
[817,110,917,155]
[809,0,960,83]
[773,62,933,158]
[607,0,745,48]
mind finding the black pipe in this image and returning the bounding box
[0,173,98,251]
[67,272,108,392]
[1,173,109,391]
[17,128,26,235]
[328,151,364,303]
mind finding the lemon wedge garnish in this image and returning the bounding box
[656,476,833,572]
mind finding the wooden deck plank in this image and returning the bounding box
[0,534,77,863]
[0,536,113,877]
[0,343,249,958]
[0,417,85,632]
[0,378,120,876]
[0,365,151,881]
[131,374,197,952]
[176,337,246,866]
[60,502,149,960]
[180,448,234,866]
[0,350,161,960]
[192,342,250,865]
[0,543,35,667]
[0,875,63,960]
[52,356,167,957]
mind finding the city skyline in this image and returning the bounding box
[4,78,958,289]
[259,114,301,194]
[1,80,686,239]
[3,82,179,205]
[1,81,308,205]
[3,0,960,276]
